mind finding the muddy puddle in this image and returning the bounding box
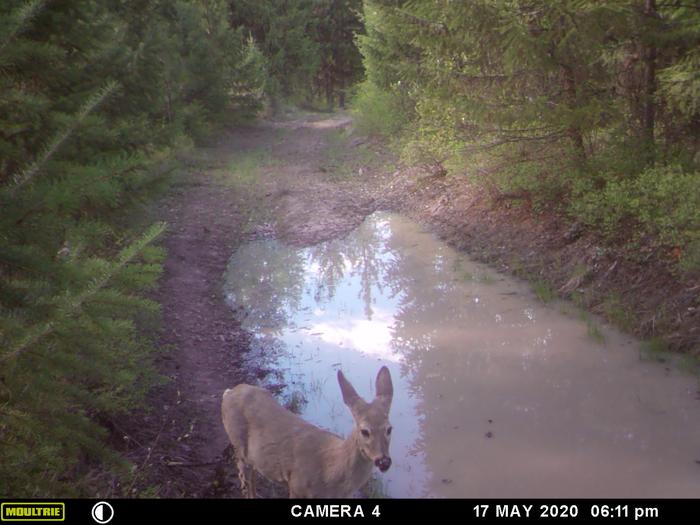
[223,212,700,498]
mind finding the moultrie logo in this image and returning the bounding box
[1,502,65,522]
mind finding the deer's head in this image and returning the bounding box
[338,366,394,472]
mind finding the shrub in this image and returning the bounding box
[350,80,409,137]
[571,164,700,254]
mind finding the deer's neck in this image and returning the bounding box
[325,427,373,496]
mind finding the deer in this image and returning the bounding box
[221,366,394,498]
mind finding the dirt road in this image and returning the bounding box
[115,109,697,497]
[118,112,392,497]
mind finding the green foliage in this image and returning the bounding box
[572,165,700,250]
[679,239,700,273]
[659,47,700,119]
[312,0,365,108]
[319,127,387,179]
[601,294,636,332]
[357,0,700,270]
[230,0,364,108]
[531,278,555,304]
[217,147,278,190]
[231,0,319,101]
[0,0,269,496]
[657,3,700,124]
[124,0,268,144]
[640,337,673,363]
[587,319,605,344]
[350,80,409,137]
[401,96,464,166]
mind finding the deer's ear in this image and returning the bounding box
[338,370,361,408]
[375,366,393,409]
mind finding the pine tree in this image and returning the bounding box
[228,0,366,109]
[0,0,168,496]
[230,0,320,103]
[0,0,267,495]
[356,0,699,265]
[313,0,364,109]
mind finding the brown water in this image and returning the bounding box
[223,212,700,498]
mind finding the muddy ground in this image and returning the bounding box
[115,112,393,497]
[115,111,698,498]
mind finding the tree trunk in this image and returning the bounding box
[326,69,333,110]
[338,77,345,109]
[559,63,586,164]
[641,0,657,162]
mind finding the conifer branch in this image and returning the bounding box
[390,7,448,35]
[1,222,167,363]
[8,81,119,194]
[0,0,46,54]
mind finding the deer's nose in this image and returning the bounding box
[375,456,392,472]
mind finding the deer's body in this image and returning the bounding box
[222,367,393,498]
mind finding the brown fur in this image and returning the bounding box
[221,367,394,498]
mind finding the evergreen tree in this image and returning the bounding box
[0,0,266,495]
[355,1,699,264]
[229,0,366,108]
[230,0,320,103]
[313,0,364,108]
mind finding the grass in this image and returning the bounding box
[320,129,355,178]
[319,127,386,180]
[214,146,281,190]
[508,255,524,276]
[136,485,162,498]
[572,262,588,281]
[452,260,470,281]
[557,303,576,317]
[639,337,700,379]
[459,270,473,281]
[475,273,498,284]
[678,353,700,376]
[602,293,636,331]
[273,126,289,145]
[531,278,555,303]
[211,146,281,234]
[586,318,605,344]
[639,337,673,363]
[307,376,327,399]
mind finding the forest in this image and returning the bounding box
[1,0,698,498]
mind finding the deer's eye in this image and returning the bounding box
[361,429,370,438]
[387,426,392,436]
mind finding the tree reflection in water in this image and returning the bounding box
[223,212,700,498]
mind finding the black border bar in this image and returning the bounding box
[1,499,698,524]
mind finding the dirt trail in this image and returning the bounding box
[116,110,698,497]
[118,112,392,497]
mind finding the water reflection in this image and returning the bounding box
[224,212,700,498]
